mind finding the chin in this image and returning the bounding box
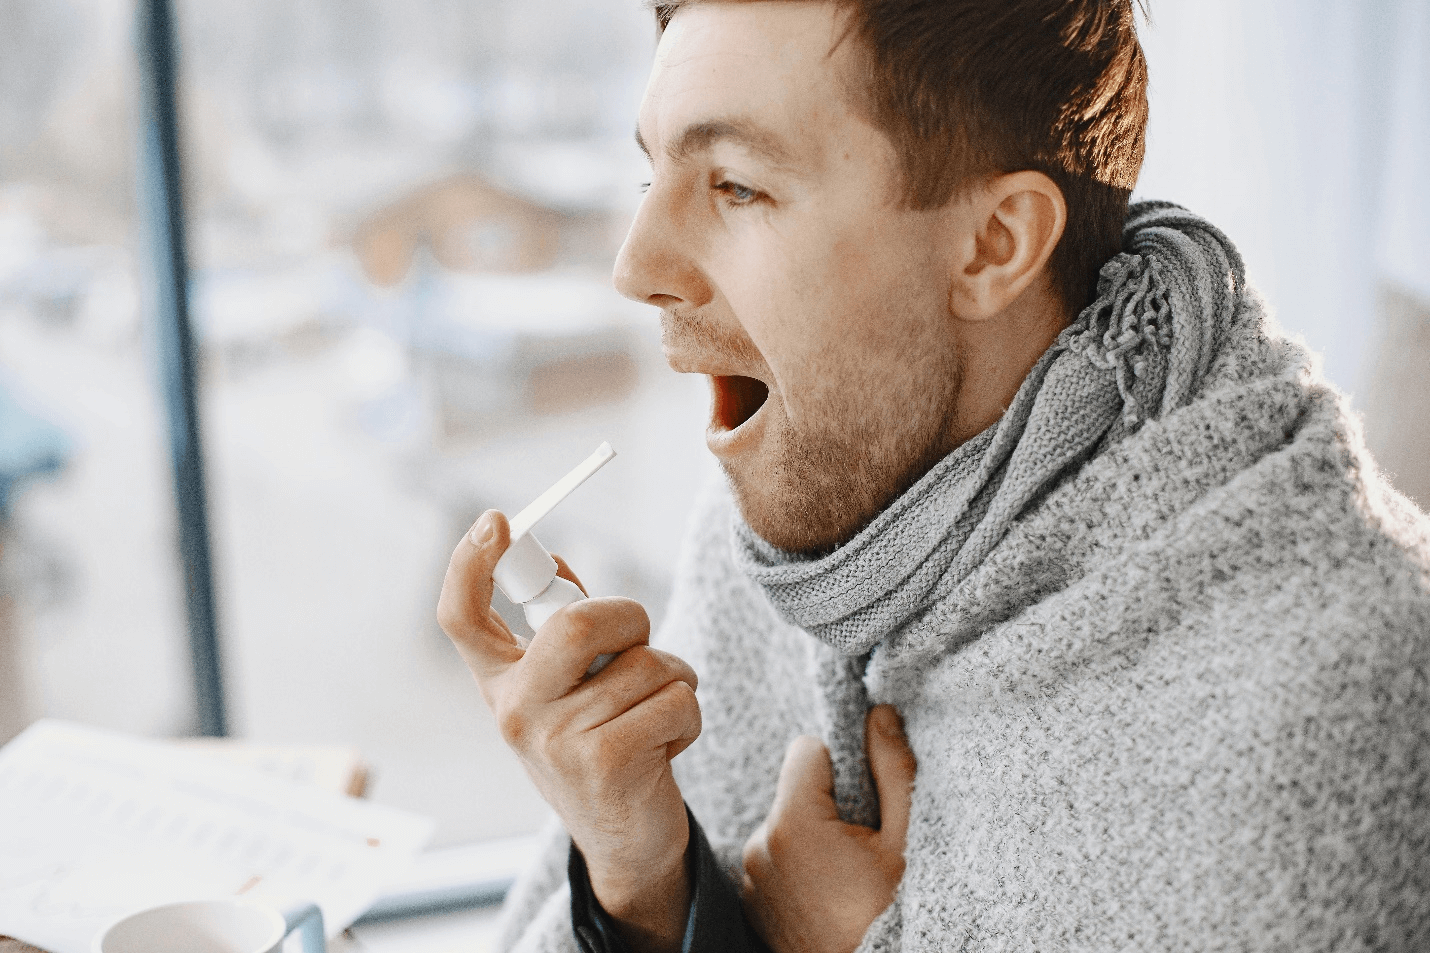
[702,379,849,553]
[721,455,872,557]
[706,373,957,556]
[723,416,960,557]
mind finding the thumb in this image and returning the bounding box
[867,705,916,849]
[437,510,521,676]
[771,735,840,823]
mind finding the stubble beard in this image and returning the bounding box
[728,347,965,557]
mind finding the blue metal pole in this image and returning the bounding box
[135,0,228,737]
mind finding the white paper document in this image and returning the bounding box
[0,721,435,953]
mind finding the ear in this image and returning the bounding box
[947,171,1067,321]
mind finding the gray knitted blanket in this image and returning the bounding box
[496,204,1430,951]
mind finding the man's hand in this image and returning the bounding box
[741,705,915,953]
[437,511,702,953]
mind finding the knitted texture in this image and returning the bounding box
[732,203,1241,659]
[733,202,1250,826]
[495,206,1430,951]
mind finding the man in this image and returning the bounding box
[438,1,1430,951]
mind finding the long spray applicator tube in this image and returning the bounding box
[492,443,617,672]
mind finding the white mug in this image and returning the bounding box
[94,899,325,953]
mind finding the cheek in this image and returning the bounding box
[778,234,923,364]
[712,232,830,372]
[710,215,941,403]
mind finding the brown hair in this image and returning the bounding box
[653,0,1149,314]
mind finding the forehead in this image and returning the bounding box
[639,2,863,164]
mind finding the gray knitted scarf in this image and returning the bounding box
[732,201,1245,826]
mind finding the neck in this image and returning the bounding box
[945,279,1072,449]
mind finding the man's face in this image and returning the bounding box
[616,0,972,554]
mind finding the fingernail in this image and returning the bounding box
[468,512,495,547]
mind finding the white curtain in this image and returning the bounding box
[1135,0,1428,394]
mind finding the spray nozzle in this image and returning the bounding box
[492,442,616,608]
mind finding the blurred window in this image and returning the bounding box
[0,0,713,846]
[2,0,1426,849]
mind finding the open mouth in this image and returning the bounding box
[711,375,770,432]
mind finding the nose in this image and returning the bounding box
[613,182,712,311]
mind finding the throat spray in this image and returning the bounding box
[492,442,617,671]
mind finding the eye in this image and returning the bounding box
[714,180,762,206]
[638,181,651,193]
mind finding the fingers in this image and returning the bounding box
[739,830,770,911]
[599,678,702,758]
[771,735,839,823]
[519,597,653,700]
[566,646,699,733]
[866,705,916,849]
[437,511,523,678]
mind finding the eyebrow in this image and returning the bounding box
[635,118,797,169]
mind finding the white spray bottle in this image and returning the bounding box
[492,442,617,671]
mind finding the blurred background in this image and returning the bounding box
[0,0,1425,851]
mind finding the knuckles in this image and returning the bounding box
[551,597,650,648]
[668,680,702,731]
[609,596,653,636]
[761,814,800,862]
[611,647,698,699]
[741,834,767,880]
[622,645,664,682]
[548,601,600,645]
[585,728,629,774]
[493,695,532,749]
